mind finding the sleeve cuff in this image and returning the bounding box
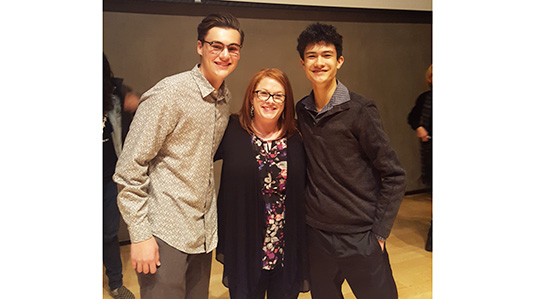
[374,233,386,242]
[128,221,153,244]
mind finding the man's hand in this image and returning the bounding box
[131,237,161,274]
[124,92,140,113]
[416,126,429,142]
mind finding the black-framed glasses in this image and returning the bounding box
[201,40,241,57]
[254,90,285,103]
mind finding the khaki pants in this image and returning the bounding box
[137,236,212,299]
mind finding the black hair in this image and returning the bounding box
[296,23,343,59]
[103,53,114,113]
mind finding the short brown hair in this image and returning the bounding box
[197,12,245,45]
[239,69,297,138]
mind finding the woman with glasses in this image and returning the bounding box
[214,68,309,299]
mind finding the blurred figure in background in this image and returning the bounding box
[408,64,432,252]
[103,53,139,299]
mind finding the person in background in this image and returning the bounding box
[295,23,406,299]
[113,13,244,299]
[215,68,309,299]
[408,64,432,252]
[103,53,139,299]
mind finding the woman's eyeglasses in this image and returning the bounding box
[254,90,285,103]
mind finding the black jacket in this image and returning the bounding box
[296,91,406,239]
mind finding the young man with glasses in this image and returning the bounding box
[295,23,406,299]
[113,13,244,299]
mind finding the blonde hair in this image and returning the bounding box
[425,64,433,89]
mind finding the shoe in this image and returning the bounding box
[110,285,135,299]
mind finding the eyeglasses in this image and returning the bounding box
[254,90,285,103]
[201,40,241,57]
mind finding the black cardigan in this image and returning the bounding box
[214,115,308,296]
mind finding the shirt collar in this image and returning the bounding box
[191,64,230,103]
[303,80,350,114]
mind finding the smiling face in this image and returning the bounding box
[251,77,285,126]
[300,42,344,88]
[197,27,242,89]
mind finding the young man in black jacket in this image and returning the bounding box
[295,23,406,299]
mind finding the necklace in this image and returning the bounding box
[252,122,281,142]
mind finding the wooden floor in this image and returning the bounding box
[103,193,432,299]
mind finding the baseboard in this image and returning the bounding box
[405,188,432,195]
[119,240,131,246]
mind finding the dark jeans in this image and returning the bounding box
[420,140,432,187]
[307,226,398,299]
[103,179,123,290]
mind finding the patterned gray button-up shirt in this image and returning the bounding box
[113,65,230,254]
